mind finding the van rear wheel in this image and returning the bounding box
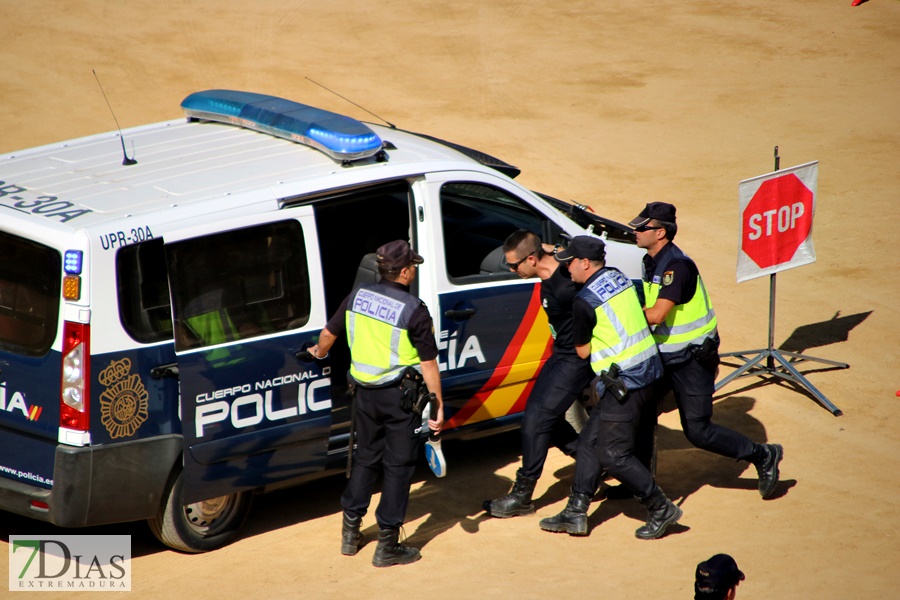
[148,468,253,553]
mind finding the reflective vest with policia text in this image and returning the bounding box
[579,267,662,393]
[346,282,422,387]
[642,244,718,365]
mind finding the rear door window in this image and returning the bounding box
[167,220,311,352]
[0,232,61,357]
[117,238,173,344]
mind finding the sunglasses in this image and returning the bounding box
[633,225,664,233]
[506,254,533,272]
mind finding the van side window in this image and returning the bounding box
[0,232,61,357]
[167,220,311,351]
[439,182,554,282]
[117,239,173,344]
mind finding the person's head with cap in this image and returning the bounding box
[375,239,424,283]
[694,554,745,600]
[629,202,678,251]
[554,235,606,284]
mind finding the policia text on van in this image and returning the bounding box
[0,89,643,552]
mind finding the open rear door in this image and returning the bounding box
[164,210,332,504]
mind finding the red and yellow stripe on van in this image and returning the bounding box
[446,284,553,429]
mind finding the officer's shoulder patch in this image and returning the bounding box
[662,271,675,286]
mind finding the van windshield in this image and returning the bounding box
[0,232,61,357]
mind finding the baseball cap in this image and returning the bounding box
[554,236,606,262]
[628,202,677,228]
[376,240,424,269]
[695,554,745,593]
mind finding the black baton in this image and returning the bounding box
[345,378,357,479]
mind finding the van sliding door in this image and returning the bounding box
[164,212,331,504]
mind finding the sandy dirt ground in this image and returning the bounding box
[1,1,899,598]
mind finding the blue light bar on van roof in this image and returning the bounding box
[180,90,384,162]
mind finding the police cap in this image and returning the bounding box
[694,554,745,594]
[376,240,424,269]
[629,202,677,228]
[554,236,606,262]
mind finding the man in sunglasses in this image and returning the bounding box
[630,202,783,499]
[482,229,594,519]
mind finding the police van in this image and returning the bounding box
[0,90,643,552]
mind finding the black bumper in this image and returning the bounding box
[0,435,182,527]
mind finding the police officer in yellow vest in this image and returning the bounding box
[630,202,783,499]
[311,240,444,567]
[539,236,683,540]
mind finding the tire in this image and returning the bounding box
[148,467,253,553]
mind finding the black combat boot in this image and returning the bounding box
[635,486,682,540]
[483,472,538,518]
[538,491,591,536]
[340,512,362,556]
[372,528,421,568]
[751,443,784,499]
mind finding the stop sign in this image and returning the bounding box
[741,173,814,269]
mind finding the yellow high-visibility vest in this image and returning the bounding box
[579,268,662,390]
[642,244,717,364]
[346,283,421,386]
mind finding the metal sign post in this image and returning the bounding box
[715,147,849,416]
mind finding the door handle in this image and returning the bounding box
[151,363,179,380]
[444,308,476,320]
[295,341,325,362]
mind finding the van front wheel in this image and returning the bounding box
[148,468,253,553]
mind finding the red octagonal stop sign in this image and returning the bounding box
[741,173,813,269]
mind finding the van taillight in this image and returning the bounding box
[60,322,90,431]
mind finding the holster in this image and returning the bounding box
[690,336,720,371]
[399,366,425,413]
[600,363,629,405]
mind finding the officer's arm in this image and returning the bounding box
[571,297,594,360]
[311,326,338,359]
[420,358,444,433]
[644,259,694,326]
[644,298,676,326]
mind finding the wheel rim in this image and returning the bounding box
[181,494,241,536]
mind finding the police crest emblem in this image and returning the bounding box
[98,358,149,439]
[662,271,675,286]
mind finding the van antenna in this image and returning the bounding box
[92,69,137,165]
[305,77,396,129]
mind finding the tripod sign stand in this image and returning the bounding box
[714,147,848,416]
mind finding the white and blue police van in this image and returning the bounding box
[0,90,643,552]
